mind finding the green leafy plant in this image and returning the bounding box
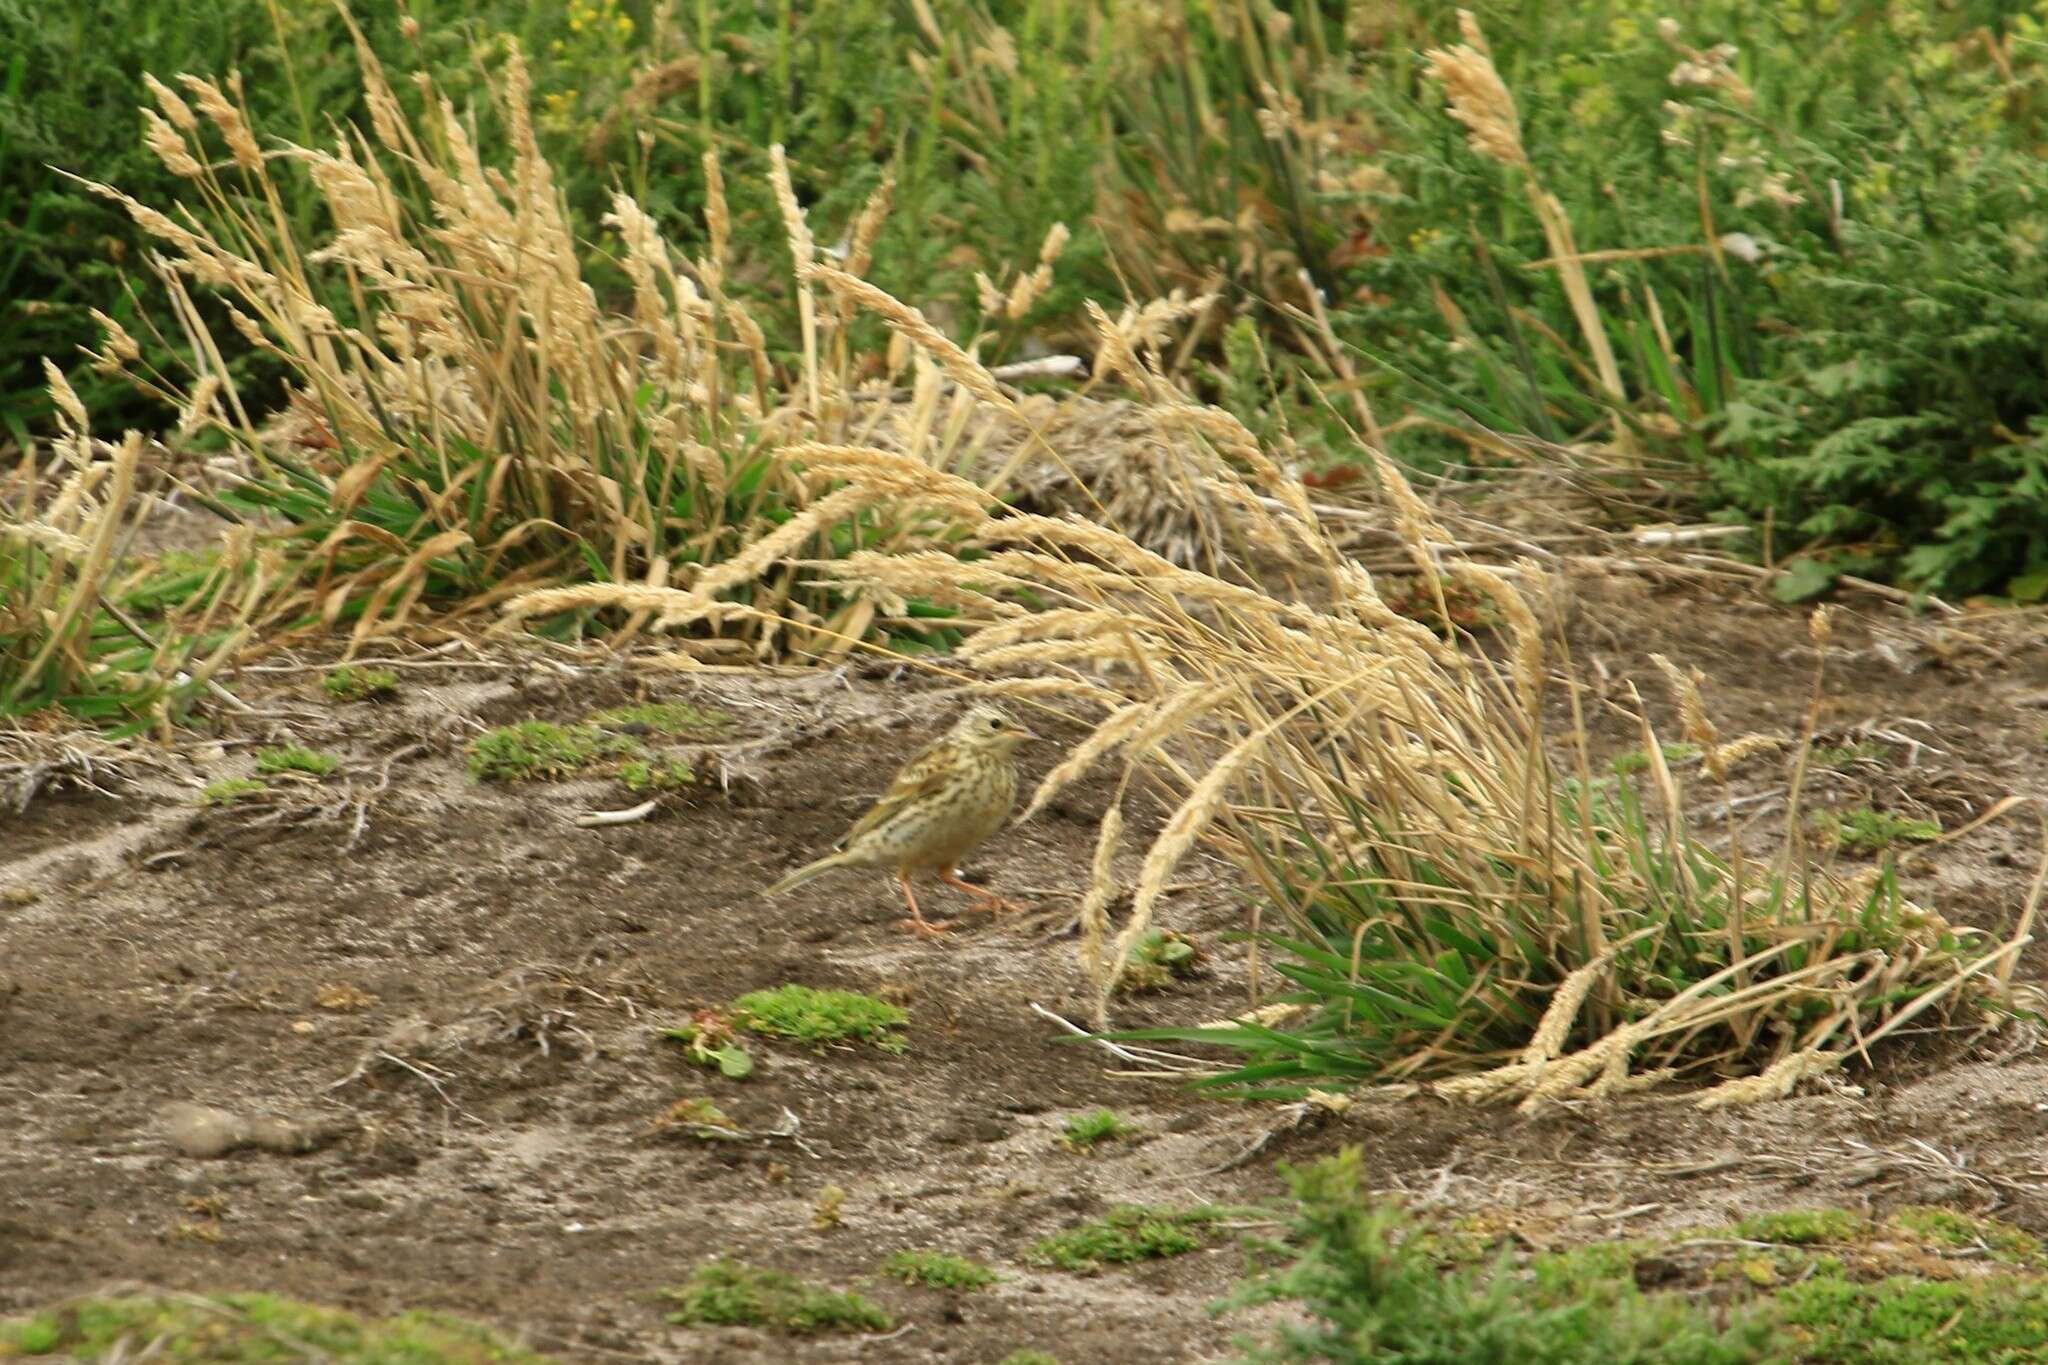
[1115,929,1202,994]
[662,1009,755,1079]
[661,1259,891,1335]
[731,985,907,1050]
[880,1249,997,1291]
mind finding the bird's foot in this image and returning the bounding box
[942,870,1032,916]
[897,915,957,939]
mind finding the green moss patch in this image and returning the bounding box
[0,1291,555,1361]
[661,1259,891,1336]
[1029,1205,1234,1271]
[254,744,340,777]
[466,702,728,787]
[322,666,399,701]
[200,777,267,805]
[731,986,907,1050]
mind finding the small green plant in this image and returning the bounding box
[662,1009,755,1079]
[1225,1148,1772,1364]
[0,1291,557,1362]
[254,745,341,778]
[998,1353,1061,1365]
[661,1259,892,1335]
[1229,1147,2048,1363]
[619,757,696,793]
[1028,1205,1232,1271]
[1809,741,1887,769]
[1729,1209,1869,1247]
[650,1097,740,1140]
[732,986,908,1050]
[1889,1207,2045,1268]
[1812,807,1941,855]
[590,701,731,738]
[200,778,267,805]
[1115,930,1202,994]
[466,721,616,782]
[1059,1109,1139,1151]
[323,666,400,702]
[1609,743,1703,777]
[880,1249,998,1291]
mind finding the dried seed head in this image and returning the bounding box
[1425,16,1527,169]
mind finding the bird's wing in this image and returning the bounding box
[840,740,956,847]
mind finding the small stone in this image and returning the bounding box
[162,1102,249,1159]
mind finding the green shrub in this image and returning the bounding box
[1226,1148,1769,1364]
[1228,1148,2048,1363]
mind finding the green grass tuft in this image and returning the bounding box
[880,1249,998,1291]
[661,1259,892,1335]
[997,1353,1061,1365]
[1059,1108,1139,1151]
[1812,807,1942,854]
[254,744,341,778]
[1028,1205,1233,1271]
[590,701,731,738]
[0,1291,556,1361]
[323,666,400,702]
[200,777,267,805]
[732,986,908,1050]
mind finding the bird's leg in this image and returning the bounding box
[895,869,954,938]
[941,866,1033,916]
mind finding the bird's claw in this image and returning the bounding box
[898,916,956,939]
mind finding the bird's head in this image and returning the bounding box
[951,702,1035,755]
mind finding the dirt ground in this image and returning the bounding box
[4,569,2048,1362]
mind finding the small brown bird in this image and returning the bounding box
[763,703,1035,937]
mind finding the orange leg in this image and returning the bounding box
[895,869,954,938]
[942,866,1032,916]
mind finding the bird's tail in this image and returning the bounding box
[762,851,855,900]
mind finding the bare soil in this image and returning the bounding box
[4,572,2047,1362]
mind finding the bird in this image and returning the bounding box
[762,703,1035,937]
